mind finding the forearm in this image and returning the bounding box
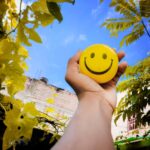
[52,93,114,150]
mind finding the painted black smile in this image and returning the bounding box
[84,57,113,75]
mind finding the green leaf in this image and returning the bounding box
[123,111,127,121]
[101,0,145,47]
[114,114,122,125]
[119,24,144,47]
[110,0,139,18]
[99,0,104,4]
[140,0,150,17]
[46,2,63,22]
[47,0,75,4]
[116,56,150,127]
[101,18,137,34]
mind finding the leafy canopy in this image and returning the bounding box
[101,0,150,47]
[0,0,74,149]
[115,56,150,126]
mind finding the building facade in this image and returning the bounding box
[15,77,150,140]
[15,77,78,117]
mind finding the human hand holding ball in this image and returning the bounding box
[54,45,127,150]
[79,44,118,84]
[65,44,127,110]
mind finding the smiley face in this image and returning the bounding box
[79,44,118,83]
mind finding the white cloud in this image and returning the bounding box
[64,35,75,45]
[97,8,121,26]
[91,5,102,18]
[77,34,87,42]
[105,8,121,19]
[63,34,87,45]
[50,63,60,69]
[91,7,120,26]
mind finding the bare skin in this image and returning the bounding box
[52,51,127,150]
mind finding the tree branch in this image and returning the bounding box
[5,0,23,37]
[0,102,6,114]
[141,19,150,38]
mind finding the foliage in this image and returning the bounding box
[99,0,104,4]
[101,0,150,47]
[0,0,74,149]
[0,95,67,149]
[139,0,150,18]
[114,56,150,126]
[2,96,39,149]
[100,0,150,128]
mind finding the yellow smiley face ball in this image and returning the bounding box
[79,44,119,84]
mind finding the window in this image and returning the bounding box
[127,116,137,131]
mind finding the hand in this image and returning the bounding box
[65,51,127,111]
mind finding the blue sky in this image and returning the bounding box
[26,0,150,92]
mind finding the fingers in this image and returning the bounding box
[117,51,125,61]
[68,51,82,66]
[114,50,126,84]
[66,51,82,73]
[112,49,125,61]
[65,51,82,82]
[113,61,128,85]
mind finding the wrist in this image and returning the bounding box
[78,92,113,121]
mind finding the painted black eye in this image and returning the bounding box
[102,53,107,59]
[90,53,95,58]
[20,115,24,119]
[18,126,21,130]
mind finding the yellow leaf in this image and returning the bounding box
[34,12,54,26]
[26,28,42,43]
[47,0,75,4]
[10,0,17,9]
[17,24,32,46]
[12,18,17,28]
[53,93,58,97]
[0,2,8,18]
[46,107,55,113]
[5,79,12,85]
[39,112,54,120]
[18,46,28,57]
[23,102,39,116]
[7,0,17,9]
[32,0,49,14]
[3,100,39,150]
[62,115,68,120]
[46,98,54,104]
[4,20,11,31]
[20,62,28,70]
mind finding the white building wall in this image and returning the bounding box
[14,77,149,140]
[15,78,78,117]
